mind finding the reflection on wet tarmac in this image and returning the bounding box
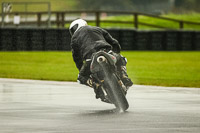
[0,78,200,133]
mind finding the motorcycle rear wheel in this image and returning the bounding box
[102,66,129,112]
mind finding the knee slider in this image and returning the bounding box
[120,56,127,66]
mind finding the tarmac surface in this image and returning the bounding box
[0,78,200,133]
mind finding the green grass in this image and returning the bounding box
[0,51,200,88]
[0,0,77,12]
[0,52,78,81]
[122,51,200,87]
[99,13,200,30]
[65,13,200,30]
[2,0,199,30]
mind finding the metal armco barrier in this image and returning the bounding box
[0,28,199,51]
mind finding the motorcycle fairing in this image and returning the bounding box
[90,51,117,73]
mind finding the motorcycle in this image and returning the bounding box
[90,50,129,112]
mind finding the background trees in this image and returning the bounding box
[77,0,200,13]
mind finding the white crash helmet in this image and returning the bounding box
[69,19,87,36]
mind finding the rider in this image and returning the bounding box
[69,18,133,98]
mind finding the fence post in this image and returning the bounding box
[179,21,184,29]
[95,11,100,27]
[61,12,65,27]
[37,13,41,27]
[134,13,138,29]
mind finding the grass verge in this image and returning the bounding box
[97,13,200,30]
[0,51,200,87]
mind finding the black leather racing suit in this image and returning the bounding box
[70,26,123,84]
[70,25,121,70]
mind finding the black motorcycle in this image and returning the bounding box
[90,50,129,112]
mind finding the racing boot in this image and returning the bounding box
[86,78,104,99]
[91,81,104,99]
[91,80,111,103]
[120,66,133,88]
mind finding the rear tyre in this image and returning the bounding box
[102,65,129,111]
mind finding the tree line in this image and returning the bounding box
[76,0,200,12]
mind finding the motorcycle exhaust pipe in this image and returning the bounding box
[97,56,106,63]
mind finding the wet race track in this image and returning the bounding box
[0,78,200,133]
